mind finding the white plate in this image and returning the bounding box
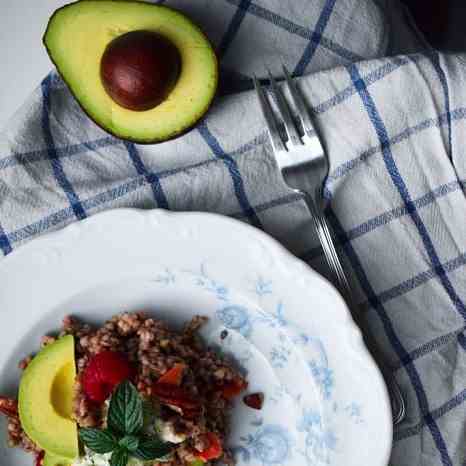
[0,209,392,466]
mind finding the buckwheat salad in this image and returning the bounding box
[0,312,263,466]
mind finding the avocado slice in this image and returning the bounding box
[43,1,218,144]
[18,335,79,461]
[43,452,71,466]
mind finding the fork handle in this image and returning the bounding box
[303,193,406,425]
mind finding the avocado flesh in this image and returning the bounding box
[43,1,218,143]
[18,335,79,460]
[43,452,71,466]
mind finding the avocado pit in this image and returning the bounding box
[100,30,181,111]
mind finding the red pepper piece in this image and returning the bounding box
[197,432,223,461]
[0,397,18,417]
[152,383,201,412]
[221,379,248,399]
[156,363,186,386]
[243,392,264,410]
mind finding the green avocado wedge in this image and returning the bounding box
[43,1,218,144]
[18,335,79,461]
[43,452,71,466]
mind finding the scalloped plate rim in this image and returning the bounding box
[0,208,393,466]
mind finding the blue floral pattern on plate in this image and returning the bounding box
[150,262,368,466]
[237,424,293,464]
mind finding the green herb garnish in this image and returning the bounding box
[79,380,173,465]
[118,435,140,452]
[110,447,129,466]
[108,380,144,435]
[79,428,118,454]
[134,437,173,461]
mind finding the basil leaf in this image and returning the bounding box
[119,435,140,452]
[134,437,173,461]
[110,448,129,466]
[79,428,118,454]
[108,380,144,435]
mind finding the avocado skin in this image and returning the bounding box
[42,1,219,145]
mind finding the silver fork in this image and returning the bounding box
[254,66,406,425]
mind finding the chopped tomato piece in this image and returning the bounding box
[197,432,223,461]
[156,363,186,386]
[221,379,248,399]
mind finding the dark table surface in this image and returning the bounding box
[402,0,466,51]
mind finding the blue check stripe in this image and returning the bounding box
[458,332,466,352]
[305,179,465,262]
[314,56,416,116]
[362,251,466,314]
[8,206,78,244]
[349,64,466,323]
[327,208,454,466]
[231,192,301,218]
[304,246,466,370]
[325,107,466,198]
[293,0,337,76]
[0,137,119,171]
[305,229,466,371]
[395,388,466,442]
[0,133,264,175]
[217,0,252,58]
[3,169,287,248]
[163,132,266,179]
[393,326,466,371]
[346,181,464,241]
[428,52,453,162]
[223,0,362,63]
[41,75,87,221]
[7,175,152,244]
[0,223,13,255]
[198,122,263,228]
[124,141,169,209]
[0,132,270,250]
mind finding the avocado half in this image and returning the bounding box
[43,1,218,144]
[18,335,78,461]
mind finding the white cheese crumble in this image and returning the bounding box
[72,448,148,466]
[72,447,112,466]
[155,418,187,444]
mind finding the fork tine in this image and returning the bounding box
[282,65,315,138]
[266,69,303,147]
[253,74,287,153]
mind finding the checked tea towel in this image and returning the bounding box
[1,0,466,465]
